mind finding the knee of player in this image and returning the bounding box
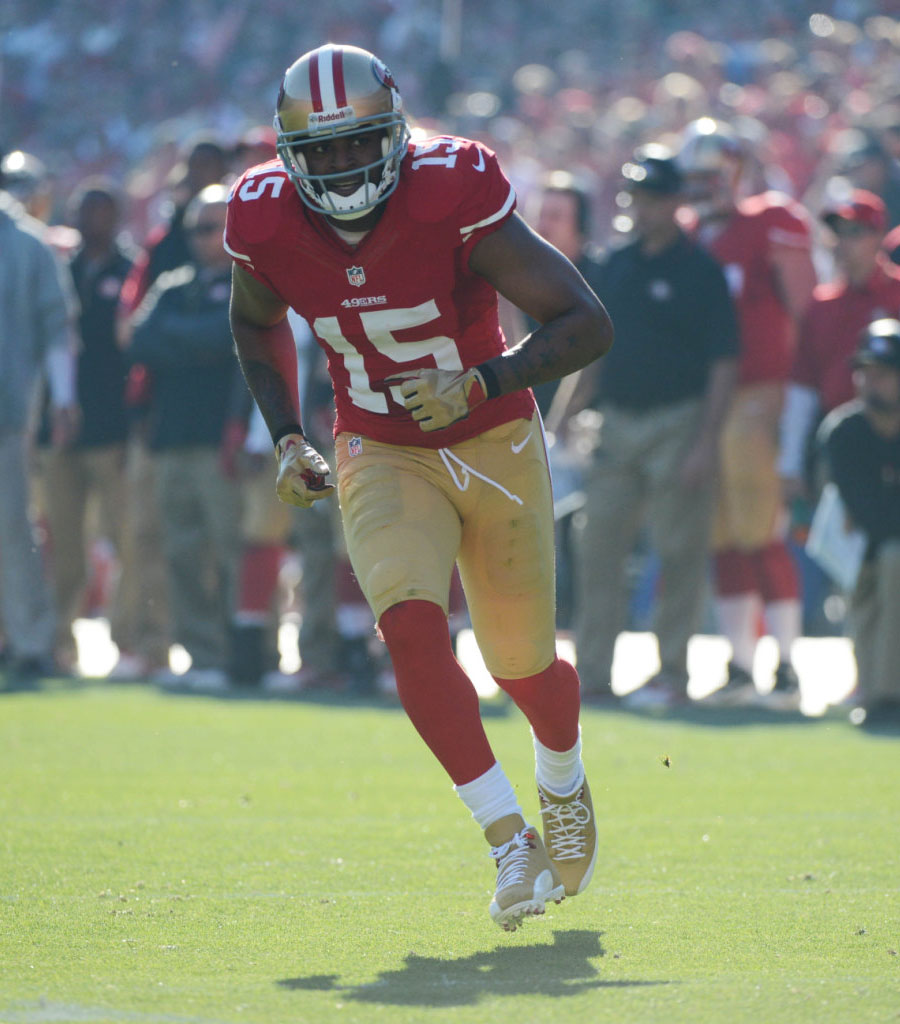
[485,638,552,681]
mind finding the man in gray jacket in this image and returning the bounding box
[0,167,78,687]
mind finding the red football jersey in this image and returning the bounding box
[225,135,535,447]
[696,192,812,385]
[793,260,900,412]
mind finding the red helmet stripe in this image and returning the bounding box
[309,51,323,112]
[331,47,347,108]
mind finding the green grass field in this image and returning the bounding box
[2,681,898,1024]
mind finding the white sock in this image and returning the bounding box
[454,761,522,830]
[764,599,801,663]
[715,593,762,672]
[533,726,584,797]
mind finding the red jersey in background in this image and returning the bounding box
[697,192,812,386]
[793,260,900,413]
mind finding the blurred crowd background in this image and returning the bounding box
[5,0,900,239]
[3,1,900,706]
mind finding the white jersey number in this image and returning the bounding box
[411,137,464,171]
[314,301,462,413]
[237,174,286,202]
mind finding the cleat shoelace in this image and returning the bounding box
[490,829,537,890]
[540,790,591,860]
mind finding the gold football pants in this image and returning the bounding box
[335,411,557,679]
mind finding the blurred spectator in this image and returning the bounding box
[838,136,900,230]
[39,180,135,674]
[679,117,817,709]
[230,125,278,179]
[119,138,228,312]
[550,151,738,707]
[525,171,605,416]
[113,137,228,679]
[819,319,900,729]
[126,184,245,691]
[0,163,78,687]
[780,190,900,495]
[0,149,80,256]
[882,221,900,267]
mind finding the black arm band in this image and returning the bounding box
[272,423,304,448]
[475,361,502,400]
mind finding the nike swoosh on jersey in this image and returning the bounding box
[472,148,486,172]
[511,430,533,454]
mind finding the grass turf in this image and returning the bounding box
[1,682,898,1024]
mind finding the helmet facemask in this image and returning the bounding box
[276,112,409,220]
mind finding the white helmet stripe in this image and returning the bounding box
[315,45,341,111]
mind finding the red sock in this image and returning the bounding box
[755,543,800,602]
[494,657,581,752]
[378,600,495,786]
[714,548,759,597]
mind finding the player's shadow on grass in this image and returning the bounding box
[278,928,668,1007]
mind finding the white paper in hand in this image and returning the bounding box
[805,482,867,592]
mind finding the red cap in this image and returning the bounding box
[821,189,886,232]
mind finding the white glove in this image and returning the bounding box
[386,366,488,432]
[275,433,335,508]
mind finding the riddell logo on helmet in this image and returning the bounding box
[308,106,355,129]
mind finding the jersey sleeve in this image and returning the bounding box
[224,163,292,296]
[406,137,517,261]
[454,142,516,237]
[455,140,517,261]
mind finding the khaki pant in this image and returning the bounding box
[40,444,126,657]
[155,447,241,671]
[114,438,170,667]
[240,449,341,673]
[849,541,900,705]
[714,382,785,551]
[572,400,715,691]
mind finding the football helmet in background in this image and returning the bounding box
[677,117,744,218]
[274,43,410,220]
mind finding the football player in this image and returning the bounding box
[678,118,817,708]
[225,43,613,930]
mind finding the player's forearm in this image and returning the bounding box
[231,315,301,441]
[478,303,613,399]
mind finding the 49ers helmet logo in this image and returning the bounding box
[372,58,397,91]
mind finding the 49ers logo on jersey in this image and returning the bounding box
[347,266,366,287]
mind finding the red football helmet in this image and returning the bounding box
[274,43,410,220]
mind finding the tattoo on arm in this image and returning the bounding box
[489,318,592,396]
[238,357,300,437]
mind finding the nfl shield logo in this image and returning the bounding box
[348,436,363,457]
[347,266,366,287]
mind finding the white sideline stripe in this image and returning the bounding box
[460,184,516,241]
